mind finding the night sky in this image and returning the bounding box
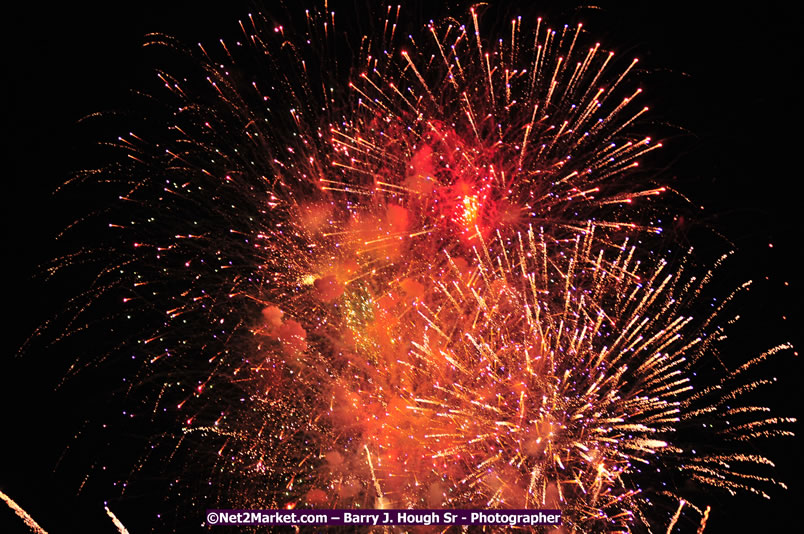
[5,1,802,532]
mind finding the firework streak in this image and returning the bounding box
[0,490,49,534]
[45,5,793,532]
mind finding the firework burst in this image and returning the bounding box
[23,3,795,533]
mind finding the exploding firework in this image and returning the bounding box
[229,223,792,531]
[17,3,796,533]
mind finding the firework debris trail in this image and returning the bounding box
[30,4,794,532]
[0,490,131,534]
[104,505,131,534]
[1,490,49,534]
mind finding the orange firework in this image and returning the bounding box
[241,225,792,531]
[34,4,794,533]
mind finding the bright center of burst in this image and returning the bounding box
[460,194,481,231]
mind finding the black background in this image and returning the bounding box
[4,1,802,532]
